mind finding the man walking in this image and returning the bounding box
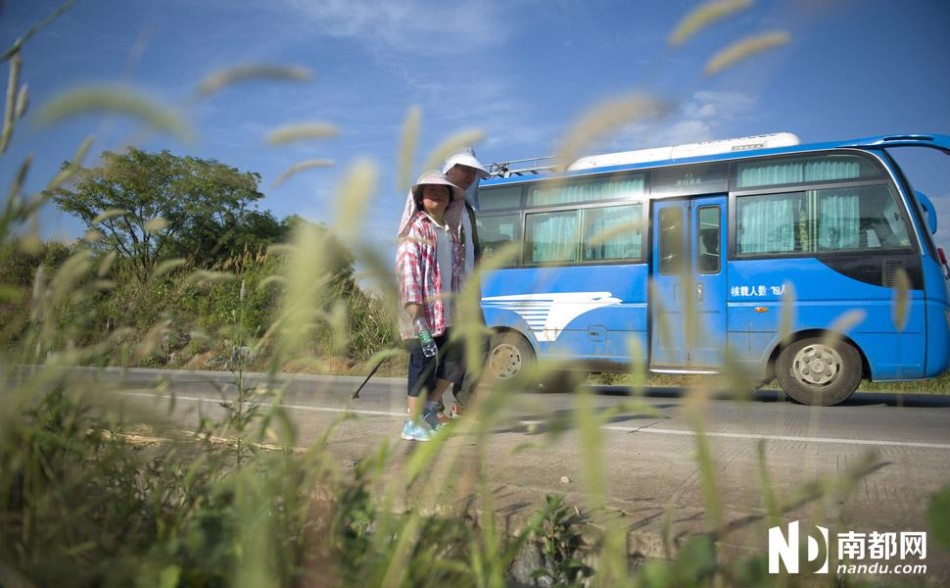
[441,146,490,418]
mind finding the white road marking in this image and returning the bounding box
[118,390,950,450]
[603,424,950,450]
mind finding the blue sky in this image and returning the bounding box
[2,0,950,260]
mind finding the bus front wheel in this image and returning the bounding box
[775,337,861,406]
[487,332,534,380]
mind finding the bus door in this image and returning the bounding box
[651,196,727,369]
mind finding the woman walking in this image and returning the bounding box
[395,171,466,441]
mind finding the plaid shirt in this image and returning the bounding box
[396,211,463,339]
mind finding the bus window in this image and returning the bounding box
[736,184,913,256]
[871,195,913,249]
[525,210,579,263]
[479,185,523,211]
[658,207,685,274]
[478,213,522,264]
[526,174,645,207]
[583,204,644,262]
[735,193,798,254]
[697,206,720,273]
[735,153,884,189]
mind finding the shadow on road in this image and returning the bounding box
[588,385,950,408]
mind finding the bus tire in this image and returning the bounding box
[775,337,861,406]
[487,331,534,380]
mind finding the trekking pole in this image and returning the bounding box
[351,358,384,399]
[351,347,412,399]
[351,345,438,400]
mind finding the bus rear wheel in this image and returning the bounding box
[487,331,534,380]
[775,337,861,406]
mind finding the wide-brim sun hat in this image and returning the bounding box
[441,146,490,179]
[411,170,466,202]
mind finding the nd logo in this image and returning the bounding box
[768,521,831,574]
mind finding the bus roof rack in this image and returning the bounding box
[488,155,560,178]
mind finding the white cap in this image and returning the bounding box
[410,170,466,201]
[399,170,465,236]
[442,146,490,179]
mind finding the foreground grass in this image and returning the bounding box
[6,355,949,587]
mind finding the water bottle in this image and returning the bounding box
[415,317,438,358]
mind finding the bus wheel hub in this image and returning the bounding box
[489,344,522,379]
[793,345,841,386]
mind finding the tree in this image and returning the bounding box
[167,208,292,266]
[50,148,265,280]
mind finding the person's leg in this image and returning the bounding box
[430,378,453,404]
[433,328,457,420]
[452,327,489,415]
[421,378,452,431]
[423,330,463,429]
[407,395,422,418]
[403,339,435,441]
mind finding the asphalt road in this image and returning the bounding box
[86,367,950,584]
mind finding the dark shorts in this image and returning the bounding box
[407,328,464,398]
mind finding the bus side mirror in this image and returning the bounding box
[917,190,938,234]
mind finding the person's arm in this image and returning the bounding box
[397,222,430,330]
[467,202,481,263]
[405,303,422,323]
[396,228,425,309]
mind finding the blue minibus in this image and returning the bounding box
[476,133,950,405]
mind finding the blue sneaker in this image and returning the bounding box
[401,420,431,442]
[422,408,444,432]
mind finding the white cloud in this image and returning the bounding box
[283,0,508,56]
[592,90,762,154]
[682,91,759,121]
[652,119,715,145]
